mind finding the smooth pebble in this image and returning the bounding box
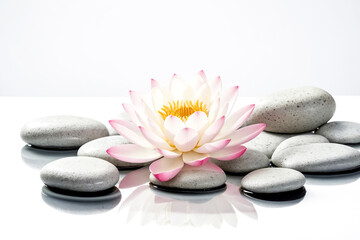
[241,168,306,194]
[21,115,109,149]
[211,149,269,174]
[272,134,329,158]
[246,86,336,133]
[150,162,226,190]
[244,131,300,158]
[316,121,360,144]
[272,143,360,173]
[40,156,120,192]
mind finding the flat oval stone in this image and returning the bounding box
[149,162,226,190]
[241,168,306,194]
[78,136,148,169]
[40,156,120,192]
[272,134,329,158]
[211,149,269,174]
[243,131,299,158]
[246,86,336,133]
[316,121,360,144]
[21,115,109,149]
[272,143,360,173]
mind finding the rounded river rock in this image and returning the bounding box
[241,168,306,194]
[211,149,269,174]
[272,134,329,158]
[272,143,360,173]
[149,162,226,190]
[40,156,120,192]
[246,86,336,133]
[21,115,109,149]
[316,121,360,144]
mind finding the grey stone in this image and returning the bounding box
[21,115,109,149]
[272,143,360,173]
[78,135,148,168]
[211,149,269,174]
[272,134,329,158]
[243,131,299,158]
[241,168,306,194]
[316,121,360,144]
[246,86,336,133]
[149,162,226,190]
[40,156,120,192]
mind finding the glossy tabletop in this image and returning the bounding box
[1,96,359,240]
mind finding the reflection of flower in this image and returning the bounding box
[107,71,265,181]
[118,167,257,227]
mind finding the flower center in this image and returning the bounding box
[158,100,208,121]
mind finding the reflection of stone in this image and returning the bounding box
[21,145,78,170]
[119,178,257,227]
[41,187,121,215]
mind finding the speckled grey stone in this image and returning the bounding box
[40,156,120,192]
[149,162,226,190]
[78,135,148,168]
[21,115,109,149]
[316,121,360,144]
[246,86,336,133]
[211,149,270,174]
[243,131,300,158]
[241,168,306,194]
[272,143,360,173]
[272,134,329,158]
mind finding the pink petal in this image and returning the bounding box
[210,145,247,161]
[149,157,184,181]
[216,104,255,139]
[182,151,209,166]
[157,148,182,158]
[219,86,239,116]
[208,97,220,123]
[228,124,266,146]
[194,82,211,106]
[199,70,207,81]
[208,76,222,100]
[109,120,152,148]
[129,90,143,109]
[148,117,165,138]
[107,144,162,163]
[139,126,173,150]
[194,139,231,153]
[122,103,141,126]
[174,127,199,152]
[151,87,168,113]
[190,70,207,90]
[201,161,225,173]
[164,115,185,143]
[169,74,187,100]
[151,78,161,88]
[185,111,208,132]
[198,116,225,146]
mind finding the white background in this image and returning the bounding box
[1,0,360,97]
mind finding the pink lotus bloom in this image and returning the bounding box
[107,71,265,181]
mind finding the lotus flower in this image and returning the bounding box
[107,71,265,181]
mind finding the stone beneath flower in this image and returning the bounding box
[107,71,266,181]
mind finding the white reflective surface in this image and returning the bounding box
[1,97,360,240]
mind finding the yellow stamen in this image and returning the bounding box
[158,100,208,121]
